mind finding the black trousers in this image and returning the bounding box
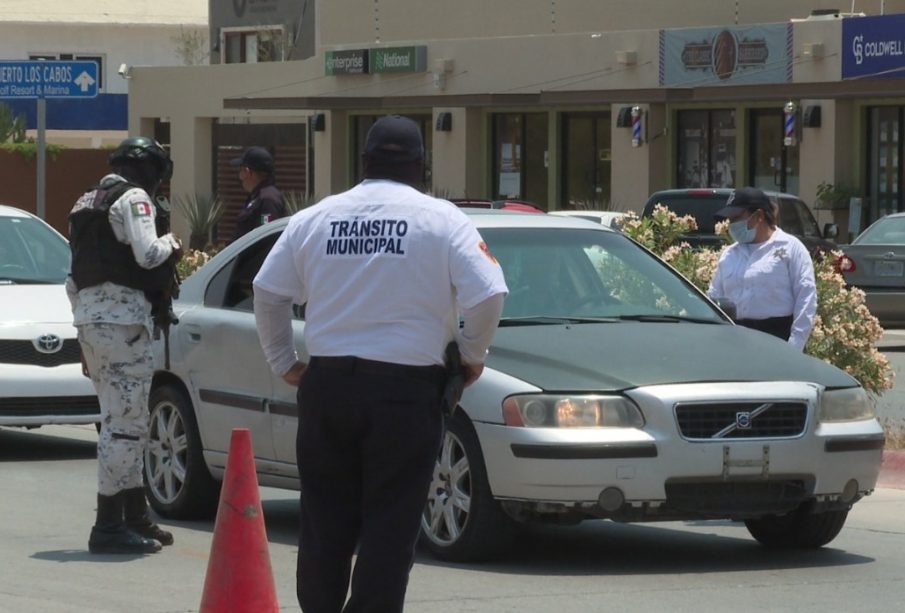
[295,357,445,613]
[736,315,794,342]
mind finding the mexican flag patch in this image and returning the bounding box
[131,202,152,217]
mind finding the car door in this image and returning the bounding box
[267,306,308,473]
[179,233,279,462]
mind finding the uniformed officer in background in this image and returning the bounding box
[708,186,817,350]
[229,146,288,243]
[253,115,508,612]
[67,136,182,554]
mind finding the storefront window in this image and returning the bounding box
[677,109,736,188]
[562,113,611,209]
[492,113,548,208]
[351,114,432,187]
[868,106,903,221]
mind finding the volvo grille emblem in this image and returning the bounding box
[35,334,63,354]
[735,411,752,429]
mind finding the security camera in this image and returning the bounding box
[118,63,131,79]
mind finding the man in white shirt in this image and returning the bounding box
[708,187,817,350]
[253,115,508,613]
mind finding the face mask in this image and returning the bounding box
[729,217,757,244]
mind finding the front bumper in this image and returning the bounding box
[476,382,884,519]
[0,363,100,426]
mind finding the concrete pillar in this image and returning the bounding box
[168,117,213,241]
[313,110,349,197]
[798,99,855,236]
[431,107,485,199]
[610,103,668,213]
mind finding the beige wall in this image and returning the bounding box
[317,0,905,47]
[129,7,904,238]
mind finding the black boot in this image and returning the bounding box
[89,492,162,554]
[123,487,174,546]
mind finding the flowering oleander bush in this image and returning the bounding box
[620,205,893,396]
[176,248,217,280]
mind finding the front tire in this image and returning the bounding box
[420,411,516,562]
[145,384,220,519]
[745,504,849,548]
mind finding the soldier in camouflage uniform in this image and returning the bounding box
[67,137,182,555]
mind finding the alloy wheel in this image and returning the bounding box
[145,397,189,505]
[422,431,472,546]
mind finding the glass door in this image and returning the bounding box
[868,106,903,221]
[561,113,612,209]
[491,113,549,208]
[749,109,799,195]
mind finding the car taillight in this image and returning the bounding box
[835,255,856,274]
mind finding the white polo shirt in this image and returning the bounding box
[708,228,817,350]
[253,179,508,366]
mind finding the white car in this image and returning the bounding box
[549,209,626,229]
[144,210,884,561]
[0,205,99,428]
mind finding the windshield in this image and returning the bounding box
[480,227,724,323]
[854,216,905,245]
[0,215,71,283]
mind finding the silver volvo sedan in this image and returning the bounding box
[145,209,884,562]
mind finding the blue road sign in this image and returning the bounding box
[0,60,99,99]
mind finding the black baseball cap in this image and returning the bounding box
[715,187,772,219]
[230,146,274,173]
[364,115,424,162]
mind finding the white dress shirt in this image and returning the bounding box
[708,228,816,350]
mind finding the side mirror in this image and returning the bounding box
[714,297,737,321]
[823,223,839,239]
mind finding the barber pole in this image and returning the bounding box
[783,101,797,147]
[631,106,643,147]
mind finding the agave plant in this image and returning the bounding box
[172,192,223,250]
[282,190,318,214]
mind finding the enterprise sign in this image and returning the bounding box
[843,14,905,79]
[0,60,99,98]
[324,46,427,76]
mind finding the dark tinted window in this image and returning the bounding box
[777,199,804,235]
[647,195,728,233]
[788,199,821,238]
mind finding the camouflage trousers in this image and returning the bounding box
[78,323,153,496]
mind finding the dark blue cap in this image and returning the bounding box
[230,146,274,173]
[364,115,424,163]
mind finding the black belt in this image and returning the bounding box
[736,315,793,341]
[308,355,446,384]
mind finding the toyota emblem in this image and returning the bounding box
[35,334,63,354]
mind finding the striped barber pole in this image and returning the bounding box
[631,106,643,147]
[783,101,797,147]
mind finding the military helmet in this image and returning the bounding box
[109,136,173,182]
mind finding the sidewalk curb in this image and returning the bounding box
[878,450,905,489]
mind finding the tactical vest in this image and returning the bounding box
[69,179,173,297]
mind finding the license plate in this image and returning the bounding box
[875,260,904,276]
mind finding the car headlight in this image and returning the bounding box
[502,394,644,428]
[819,387,876,422]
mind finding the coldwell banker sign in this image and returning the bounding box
[660,24,792,86]
[843,14,905,80]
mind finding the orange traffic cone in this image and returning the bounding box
[200,428,279,612]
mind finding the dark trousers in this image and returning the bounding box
[736,315,794,342]
[295,357,444,613]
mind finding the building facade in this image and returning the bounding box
[0,0,207,147]
[129,0,905,240]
